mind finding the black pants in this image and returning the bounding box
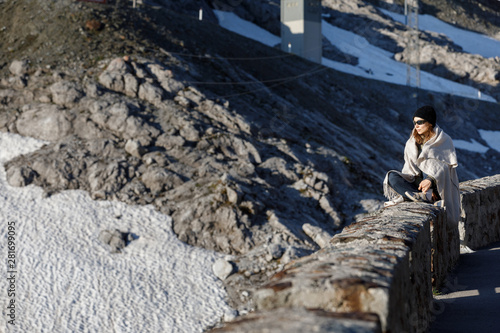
[387,172,420,197]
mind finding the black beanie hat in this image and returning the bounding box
[413,105,436,127]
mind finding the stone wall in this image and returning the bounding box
[431,200,460,289]
[210,308,382,333]
[253,203,437,333]
[459,174,500,249]
[210,174,500,333]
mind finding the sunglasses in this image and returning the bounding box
[413,120,427,126]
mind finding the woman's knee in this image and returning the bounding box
[388,172,400,185]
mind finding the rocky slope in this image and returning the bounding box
[325,0,500,100]
[1,0,499,316]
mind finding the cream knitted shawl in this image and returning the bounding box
[384,125,461,225]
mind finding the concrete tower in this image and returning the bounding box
[405,0,420,87]
[281,0,322,63]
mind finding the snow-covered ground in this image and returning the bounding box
[214,10,497,102]
[0,132,231,332]
[380,9,500,59]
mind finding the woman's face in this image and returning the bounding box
[413,117,432,135]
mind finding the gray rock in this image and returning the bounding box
[156,133,185,150]
[212,258,234,281]
[88,161,129,198]
[225,186,239,205]
[6,166,38,187]
[141,166,183,195]
[99,229,130,253]
[106,57,131,74]
[302,223,334,249]
[138,81,164,105]
[123,73,139,97]
[16,104,72,141]
[319,195,343,229]
[99,71,125,92]
[146,63,184,95]
[9,60,29,76]
[267,243,285,260]
[125,139,147,158]
[178,123,200,142]
[49,81,83,107]
[85,81,102,98]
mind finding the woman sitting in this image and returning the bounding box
[383,105,461,226]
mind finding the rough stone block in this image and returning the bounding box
[209,308,381,333]
[460,175,500,249]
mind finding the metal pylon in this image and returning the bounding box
[405,0,420,87]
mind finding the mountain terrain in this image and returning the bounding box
[1,0,499,316]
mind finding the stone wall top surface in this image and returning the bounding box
[210,308,381,333]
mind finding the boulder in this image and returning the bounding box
[49,81,83,107]
[99,71,125,92]
[138,81,164,105]
[141,166,184,195]
[16,104,72,142]
[6,166,38,187]
[98,229,132,253]
[106,57,131,74]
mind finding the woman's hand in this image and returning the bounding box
[418,179,432,193]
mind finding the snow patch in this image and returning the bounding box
[0,131,230,332]
[479,130,500,153]
[319,20,496,102]
[380,8,500,59]
[214,10,280,47]
[453,139,489,153]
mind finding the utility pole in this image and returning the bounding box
[405,0,420,88]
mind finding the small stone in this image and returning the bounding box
[223,309,238,322]
[39,95,51,103]
[268,243,285,260]
[125,139,146,158]
[212,259,234,281]
[226,186,238,204]
[9,60,29,76]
